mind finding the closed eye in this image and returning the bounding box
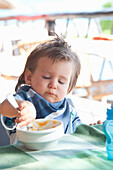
[42,76,50,79]
[58,80,65,84]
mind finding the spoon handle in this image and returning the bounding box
[1,94,18,130]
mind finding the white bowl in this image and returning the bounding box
[16,119,64,150]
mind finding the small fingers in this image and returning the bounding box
[18,117,34,127]
[89,120,102,126]
[15,100,36,127]
[97,120,102,124]
[15,112,33,123]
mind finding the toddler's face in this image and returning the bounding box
[25,57,73,103]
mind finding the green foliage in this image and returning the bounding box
[102,1,112,8]
[100,1,112,34]
[100,20,112,34]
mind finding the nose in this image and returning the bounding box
[48,80,57,89]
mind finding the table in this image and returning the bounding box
[0,124,113,170]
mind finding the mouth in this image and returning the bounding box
[45,92,58,101]
[46,92,56,96]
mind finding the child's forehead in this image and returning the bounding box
[37,56,73,67]
[37,56,72,64]
[37,57,73,76]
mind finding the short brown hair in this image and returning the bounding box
[15,36,81,93]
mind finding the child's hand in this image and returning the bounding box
[15,100,36,127]
[89,120,102,126]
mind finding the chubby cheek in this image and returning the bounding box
[31,79,45,94]
[58,86,69,100]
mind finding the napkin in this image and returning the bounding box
[74,124,106,148]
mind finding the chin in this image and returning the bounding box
[47,99,55,103]
[45,97,58,103]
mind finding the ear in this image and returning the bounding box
[25,69,32,85]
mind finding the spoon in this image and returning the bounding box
[1,94,19,130]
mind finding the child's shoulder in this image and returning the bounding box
[15,85,31,100]
[17,85,31,92]
[66,95,78,119]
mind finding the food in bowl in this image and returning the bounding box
[16,119,64,150]
[24,119,61,131]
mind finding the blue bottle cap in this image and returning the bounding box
[107,107,113,120]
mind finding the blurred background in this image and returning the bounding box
[0,0,113,127]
